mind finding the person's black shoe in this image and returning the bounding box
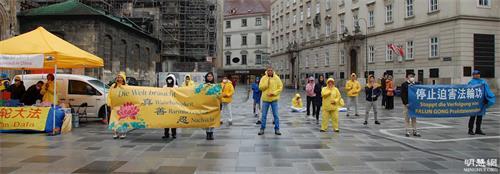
[172,134,177,139]
[256,120,262,124]
[334,129,340,133]
[320,130,326,132]
[413,131,421,137]
[206,132,210,140]
[363,121,368,125]
[207,132,214,140]
[346,114,350,117]
[405,132,410,137]
[374,121,380,125]
[355,114,359,117]
[275,130,282,135]
[316,120,319,125]
[468,130,475,135]
[272,121,275,125]
[475,130,486,135]
[258,129,265,135]
[220,121,223,125]
[162,134,169,139]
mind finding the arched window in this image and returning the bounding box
[144,47,150,71]
[103,35,113,70]
[120,40,127,71]
[133,44,140,70]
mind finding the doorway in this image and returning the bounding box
[350,49,357,75]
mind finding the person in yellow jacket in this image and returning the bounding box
[40,73,59,104]
[258,67,283,136]
[290,93,306,112]
[182,74,195,87]
[321,78,344,132]
[345,73,361,117]
[221,76,234,126]
[107,72,128,139]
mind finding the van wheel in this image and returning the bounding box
[98,106,111,124]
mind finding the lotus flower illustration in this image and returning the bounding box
[117,102,140,120]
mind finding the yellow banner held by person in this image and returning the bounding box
[0,107,50,130]
[108,85,221,131]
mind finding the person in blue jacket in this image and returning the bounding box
[468,70,496,135]
[252,77,263,124]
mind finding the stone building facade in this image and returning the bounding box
[0,0,17,40]
[270,0,500,94]
[18,0,160,85]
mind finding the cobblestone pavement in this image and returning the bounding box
[1,86,499,174]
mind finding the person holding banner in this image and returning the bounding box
[385,74,395,110]
[364,75,381,125]
[252,77,262,124]
[258,66,283,136]
[321,78,344,132]
[40,74,57,104]
[108,72,128,139]
[345,73,361,117]
[401,72,420,137]
[162,74,178,139]
[182,74,195,87]
[221,76,235,126]
[468,70,496,135]
[201,72,219,140]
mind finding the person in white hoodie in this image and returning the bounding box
[162,74,178,139]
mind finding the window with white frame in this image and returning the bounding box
[326,0,332,10]
[340,49,345,65]
[256,54,262,65]
[256,17,262,26]
[429,0,439,12]
[368,45,375,63]
[368,10,374,27]
[325,51,330,65]
[316,1,320,14]
[339,14,345,33]
[406,0,414,17]
[226,20,231,28]
[325,22,331,36]
[385,4,393,23]
[293,11,297,24]
[300,9,304,21]
[242,35,247,45]
[386,45,393,61]
[478,0,490,7]
[256,34,262,45]
[307,2,311,17]
[225,36,231,47]
[406,41,414,60]
[429,37,439,57]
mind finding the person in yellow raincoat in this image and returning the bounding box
[182,74,195,87]
[321,78,344,132]
[290,93,306,112]
[258,66,283,136]
[107,72,128,139]
[345,73,361,117]
[40,73,58,104]
[221,76,234,126]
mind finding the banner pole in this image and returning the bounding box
[53,63,57,134]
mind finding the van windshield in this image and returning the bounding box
[89,80,109,92]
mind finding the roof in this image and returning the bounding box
[19,0,155,40]
[224,0,271,17]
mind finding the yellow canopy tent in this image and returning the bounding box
[0,27,105,134]
[0,26,103,69]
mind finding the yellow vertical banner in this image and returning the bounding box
[0,107,51,131]
[108,84,221,131]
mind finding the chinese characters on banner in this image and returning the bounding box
[108,85,221,132]
[0,107,50,130]
[408,84,486,118]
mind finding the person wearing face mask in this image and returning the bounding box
[401,72,420,137]
[22,81,44,105]
[364,75,382,125]
[385,74,395,110]
[221,76,235,126]
[305,77,316,117]
[258,66,283,136]
[467,70,496,135]
[162,74,178,139]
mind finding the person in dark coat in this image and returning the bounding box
[467,70,496,135]
[380,72,387,107]
[313,75,326,124]
[401,72,420,137]
[364,75,382,125]
[9,76,25,100]
[22,81,44,105]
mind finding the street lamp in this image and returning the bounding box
[287,41,299,90]
[355,18,368,81]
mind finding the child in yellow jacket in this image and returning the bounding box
[321,78,344,132]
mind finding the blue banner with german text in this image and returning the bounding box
[408,84,486,118]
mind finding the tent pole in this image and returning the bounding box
[53,64,57,134]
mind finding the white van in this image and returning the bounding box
[14,74,109,119]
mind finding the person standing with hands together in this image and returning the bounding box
[321,78,344,133]
[258,66,283,136]
[345,73,361,117]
